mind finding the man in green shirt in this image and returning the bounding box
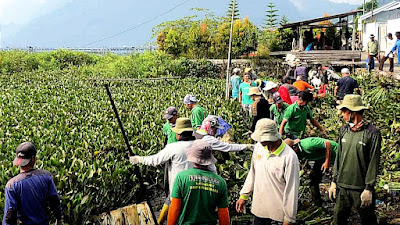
[168,140,230,225]
[269,95,289,129]
[239,73,255,115]
[163,106,179,145]
[285,137,338,206]
[184,94,208,129]
[279,91,328,139]
[329,95,381,225]
[367,34,380,71]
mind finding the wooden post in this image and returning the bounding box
[352,14,356,51]
[225,0,236,100]
[299,26,304,51]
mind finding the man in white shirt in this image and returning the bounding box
[379,33,395,72]
[236,119,299,225]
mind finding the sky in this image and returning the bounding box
[0,0,379,48]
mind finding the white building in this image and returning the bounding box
[358,1,400,52]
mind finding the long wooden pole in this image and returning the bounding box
[371,0,375,21]
[225,0,236,100]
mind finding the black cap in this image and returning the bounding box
[13,142,37,167]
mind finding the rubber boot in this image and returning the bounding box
[310,185,322,207]
[157,203,169,225]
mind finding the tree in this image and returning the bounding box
[225,0,240,22]
[358,0,379,13]
[264,2,278,29]
[279,15,289,26]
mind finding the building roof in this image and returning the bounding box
[279,10,362,29]
[359,1,400,21]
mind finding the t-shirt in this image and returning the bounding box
[239,82,255,105]
[163,122,178,144]
[269,103,289,128]
[367,40,379,55]
[298,137,338,161]
[283,102,313,136]
[282,84,298,96]
[191,105,208,128]
[336,76,358,99]
[230,75,242,98]
[4,169,62,225]
[293,80,313,91]
[171,168,229,225]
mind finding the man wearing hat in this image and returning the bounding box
[130,118,196,225]
[334,68,360,103]
[183,94,208,129]
[167,139,230,225]
[379,33,395,72]
[248,87,271,132]
[3,142,63,225]
[245,67,258,81]
[195,116,252,171]
[230,68,242,100]
[239,73,256,115]
[236,119,299,225]
[269,95,289,129]
[329,95,381,225]
[284,137,338,207]
[163,106,179,145]
[367,34,380,71]
[263,82,292,105]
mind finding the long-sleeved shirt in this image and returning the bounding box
[3,169,62,225]
[332,123,381,191]
[367,40,379,55]
[391,39,400,65]
[141,141,195,195]
[250,97,271,132]
[240,142,299,223]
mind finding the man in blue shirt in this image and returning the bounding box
[3,142,63,225]
[390,32,400,66]
[230,68,242,100]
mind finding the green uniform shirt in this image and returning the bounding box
[298,137,338,161]
[269,103,289,128]
[171,168,229,225]
[190,105,208,128]
[283,102,313,136]
[333,124,381,190]
[163,122,178,144]
[239,82,255,105]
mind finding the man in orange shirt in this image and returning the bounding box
[293,76,314,92]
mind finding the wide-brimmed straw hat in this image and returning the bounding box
[246,87,263,96]
[251,119,281,142]
[185,139,217,166]
[171,118,194,134]
[336,94,369,112]
[263,82,278,91]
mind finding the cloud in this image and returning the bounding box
[289,0,306,11]
[327,0,364,5]
[0,0,71,25]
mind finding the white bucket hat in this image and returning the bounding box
[263,82,278,91]
[251,119,281,142]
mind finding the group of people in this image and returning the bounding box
[367,31,400,72]
[3,64,382,225]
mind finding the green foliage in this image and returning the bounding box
[280,15,289,26]
[358,0,379,12]
[258,28,293,56]
[225,0,240,22]
[264,2,279,28]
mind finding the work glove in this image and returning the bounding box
[328,182,337,201]
[246,144,255,151]
[360,189,373,207]
[129,156,143,165]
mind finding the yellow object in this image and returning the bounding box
[244,68,252,73]
[157,203,169,225]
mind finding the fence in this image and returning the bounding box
[0,46,157,55]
